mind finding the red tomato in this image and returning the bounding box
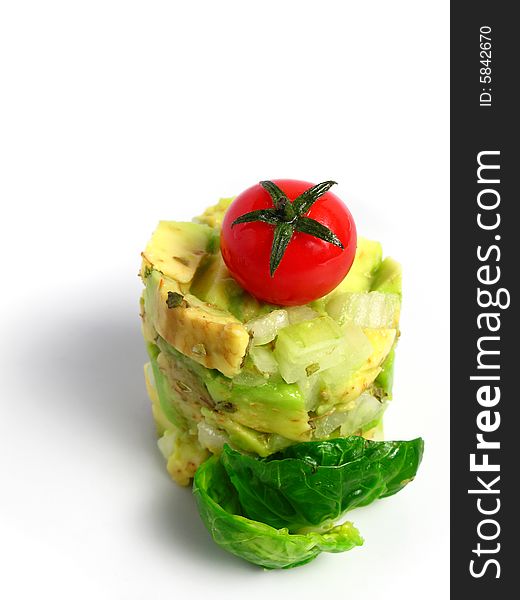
[220,179,356,305]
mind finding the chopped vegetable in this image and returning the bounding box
[273,316,349,383]
[193,435,423,568]
[246,309,289,345]
[220,437,424,532]
[326,291,401,329]
[193,454,363,569]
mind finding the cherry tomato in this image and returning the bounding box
[220,179,356,305]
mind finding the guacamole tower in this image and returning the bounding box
[140,198,401,486]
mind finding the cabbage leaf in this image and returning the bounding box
[193,456,363,569]
[221,436,424,531]
[193,436,423,568]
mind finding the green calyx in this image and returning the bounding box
[231,180,344,276]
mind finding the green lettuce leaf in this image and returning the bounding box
[221,436,424,531]
[193,456,363,569]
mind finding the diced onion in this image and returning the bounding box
[326,291,400,329]
[274,316,347,384]
[339,392,386,436]
[249,346,279,375]
[312,392,386,439]
[197,421,229,453]
[246,309,289,345]
[157,430,177,459]
[297,373,322,411]
[286,305,319,324]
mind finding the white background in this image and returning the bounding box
[0,2,449,598]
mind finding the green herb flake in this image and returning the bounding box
[166,291,184,309]
[142,265,153,279]
[306,363,320,376]
[192,343,207,356]
[216,401,237,413]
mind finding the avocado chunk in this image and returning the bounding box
[371,257,402,295]
[144,361,174,436]
[147,342,195,432]
[193,197,233,229]
[363,328,397,370]
[201,408,295,457]
[375,347,396,396]
[157,426,209,486]
[190,252,265,321]
[156,349,213,428]
[333,237,383,294]
[205,376,310,441]
[139,293,157,343]
[311,238,383,312]
[154,339,309,446]
[141,221,215,285]
[144,270,250,377]
[201,408,272,456]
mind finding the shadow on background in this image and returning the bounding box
[15,302,249,568]
[147,481,258,571]
[25,309,152,449]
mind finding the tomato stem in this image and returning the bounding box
[280,198,296,222]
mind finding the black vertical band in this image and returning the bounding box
[451,2,516,594]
